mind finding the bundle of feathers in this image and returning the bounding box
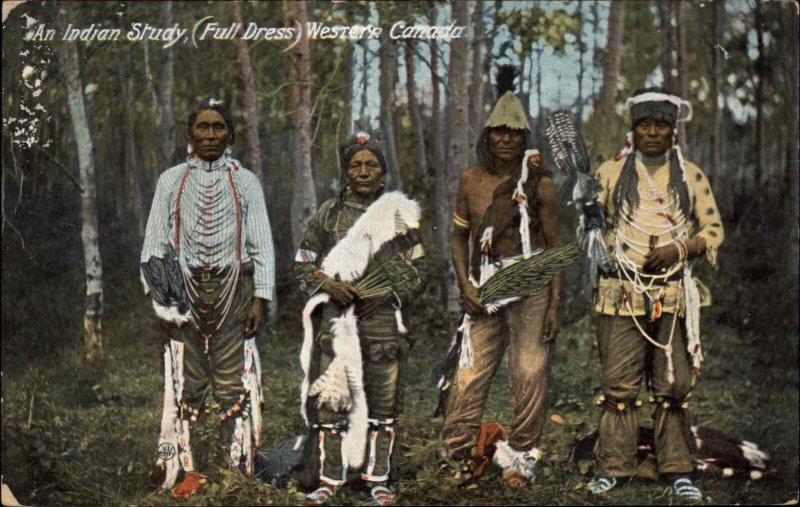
[141,256,190,326]
[569,425,772,480]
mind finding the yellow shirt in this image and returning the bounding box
[593,156,724,316]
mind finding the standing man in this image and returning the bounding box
[440,80,562,488]
[587,87,724,501]
[141,98,275,498]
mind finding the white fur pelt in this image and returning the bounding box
[299,191,420,470]
[319,191,420,282]
[492,440,542,480]
[330,307,368,468]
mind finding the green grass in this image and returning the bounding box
[2,217,798,505]
[2,277,797,506]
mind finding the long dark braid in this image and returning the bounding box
[613,150,692,222]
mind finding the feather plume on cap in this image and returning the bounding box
[495,65,518,98]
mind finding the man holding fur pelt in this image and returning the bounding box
[439,68,562,489]
[294,132,425,506]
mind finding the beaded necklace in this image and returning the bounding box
[174,157,243,352]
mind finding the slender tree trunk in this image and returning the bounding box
[576,1,586,126]
[443,0,470,311]
[675,0,688,152]
[591,0,601,97]
[594,1,625,156]
[158,1,175,167]
[378,37,402,190]
[599,1,624,109]
[405,40,428,179]
[284,0,316,249]
[785,1,799,281]
[710,0,725,185]
[753,0,765,190]
[229,1,264,181]
[535,44,544,133]
[482,0,500,123]
[59,3,103,364]
[115,46,145,238]
[429,9,449,304]
[346,40,357,135]
[469,0,485,150]
[658,1,676,92]
[429,10,446,176]
[359,39,370,125]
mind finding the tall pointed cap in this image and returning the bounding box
[484,91,531,131]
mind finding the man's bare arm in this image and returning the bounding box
[537,175,561,340]
[452,172,484,315]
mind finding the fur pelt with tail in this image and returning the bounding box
[329,307,368,468]
[299,191,420,470]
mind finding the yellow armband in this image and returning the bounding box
[453,213,470,229]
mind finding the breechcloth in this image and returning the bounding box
[441,285,552,459]
[177,261,255,466]
[595,313,695,477]
[306,305,407,485]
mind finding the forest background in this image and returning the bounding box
[1,0,798,505]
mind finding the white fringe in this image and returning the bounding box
[683,266,703,371]
[492,440,541,480]
[156,341,182,489]
[152,301,191,326]
[513,150,537,256]
[458,314,474,368]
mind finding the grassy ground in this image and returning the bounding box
[2,286,798,505]
[2,217,798,506]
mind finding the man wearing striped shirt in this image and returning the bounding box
[141,98,274,497]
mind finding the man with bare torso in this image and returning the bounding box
[441,87,562,488]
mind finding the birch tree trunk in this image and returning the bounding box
[285,0,316,249]
[443,0,470,311]
[59,3,103,364]
[404,40,428,179]
[379,35,402,190]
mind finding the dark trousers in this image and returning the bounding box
[595,313,695,477]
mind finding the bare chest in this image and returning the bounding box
[466,173,510,237]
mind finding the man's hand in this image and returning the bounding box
[321,278,362,306]
[244,297,265,337]
[461,284,485,316]
[642,244,680,273]
[542,306,559,342]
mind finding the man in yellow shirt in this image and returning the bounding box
[587,87,724,501]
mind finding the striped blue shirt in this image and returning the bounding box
[141,155,275,300]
